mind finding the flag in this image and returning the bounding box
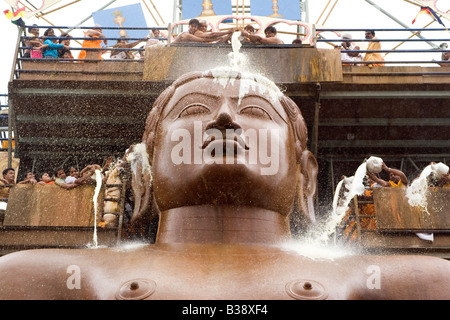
[412,6,446,28]
[3,6,25,21]
[3,7,26,27]
[4,0,62,19]
[11,17,25,27]
[3,9,13,20]
[11,6,25,20]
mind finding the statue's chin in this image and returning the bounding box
[153,162,295,215]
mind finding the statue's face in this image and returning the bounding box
[152,76,299,215]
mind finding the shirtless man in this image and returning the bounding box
[367,162,408,188]
[110,36,148,59]
[197,20,234,43]
[241,25,284,45]
[18,172,37,185]
[241,24,256,44]
[0,168,15,186]
[173,18,234,44]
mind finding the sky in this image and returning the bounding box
[1,0,449,95]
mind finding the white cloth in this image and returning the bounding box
[416,233,434,242]
[146,39,165,47]
[65,176,77,184]
[341,43,362,64]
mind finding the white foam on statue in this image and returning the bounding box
[113,241,148,252]
[229,31,243,71]
[126,143,152,180]
[280,239,353,260]
[208,31,282,106]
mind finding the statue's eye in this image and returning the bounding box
[239,106,272,120]
[178,104,210,118]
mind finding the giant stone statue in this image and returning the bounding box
[0,70,449,300]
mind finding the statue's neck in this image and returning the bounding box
[156,205,291,245]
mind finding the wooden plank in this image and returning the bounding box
[0,227,117,248]
[4,184,103,227]
[143,46,343,83]
[373,187,450,230]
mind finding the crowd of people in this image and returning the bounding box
[0,158,131,228]
[172,18,292,45]
[22,22,450,66]
[22,20,303,62]
[337,30,385,67]
[22,24,165,61]
[23,25,72,59]
[338,30,450,67]
[0,164,105,189]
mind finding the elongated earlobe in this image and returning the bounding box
[294,151,318,224]
[301,150,318,200]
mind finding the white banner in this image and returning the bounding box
[3,0,62,18]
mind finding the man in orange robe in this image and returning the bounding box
[363,30,385,67]
[78,26,107,60]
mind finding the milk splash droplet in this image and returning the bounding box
[280,239,353,260]
[315,161,368,243]
[92,169,102,248]
[405,162,449,213]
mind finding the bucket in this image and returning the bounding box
[366,156,383,173]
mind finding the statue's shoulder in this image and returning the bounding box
[0,249,101,299]
[355,255,450,300]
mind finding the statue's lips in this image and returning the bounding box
[201,135,249,151]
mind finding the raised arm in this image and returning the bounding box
[367,171,390,187]
[173,32,216,44]
[382,163,408,185]
[194,28,234,41]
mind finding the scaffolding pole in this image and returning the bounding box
[364,0,438,49]
[65,0,119,33]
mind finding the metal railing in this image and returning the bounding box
[0,94,13,157]
[337,195,377,243]
[11,25,170,80]
[316,27,450,66]
[11,25,450,71]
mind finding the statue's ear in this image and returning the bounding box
[129,163,158,239]
[125,142,158,239]
[143,131,155,166]
[295,150,318,223]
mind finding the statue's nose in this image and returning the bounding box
[205,101,242,132]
